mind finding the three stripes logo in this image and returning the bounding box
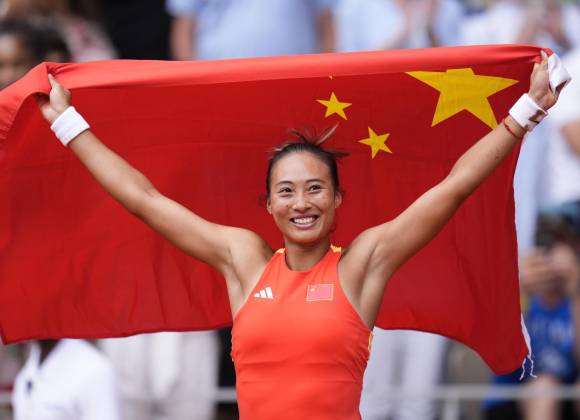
[254,286,274,299]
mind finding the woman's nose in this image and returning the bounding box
[292,193,311,211]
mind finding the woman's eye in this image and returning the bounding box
[278,188,292,194]
[309,185,322,191]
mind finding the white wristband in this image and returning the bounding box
[508,94,547,132]
[50,106,90,146]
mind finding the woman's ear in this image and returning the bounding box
[267,199,272,214]
[334,191,342,209]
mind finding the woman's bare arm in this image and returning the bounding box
[37,75,271,278]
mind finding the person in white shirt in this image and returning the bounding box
[100,331,219,420]
[460,0,580,56]
[543,48,580,206]
[12,339,121,420]
[166,0,336,60]
[334,0,464,52]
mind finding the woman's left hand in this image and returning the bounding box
[528,50,559,111]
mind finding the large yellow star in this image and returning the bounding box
[407,68,518,129]
[317,92,352,120]
[359,127,392,158]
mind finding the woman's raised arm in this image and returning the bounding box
[341,52,563,326]
[36,75,271,278]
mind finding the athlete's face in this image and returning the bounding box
[267,152,341,246]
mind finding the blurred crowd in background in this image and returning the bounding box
[0,0,580,419]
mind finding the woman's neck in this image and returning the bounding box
[283,238,331,271]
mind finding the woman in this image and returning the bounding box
[36,52,557,419]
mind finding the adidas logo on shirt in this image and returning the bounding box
[254,287,274,299]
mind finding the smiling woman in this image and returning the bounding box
[34,50,560,420]
[265,130,346,269]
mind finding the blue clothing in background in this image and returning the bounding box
[482,369,521,411]
[526,296,577,383]
[166,0,335,59]
[483,296,577,412]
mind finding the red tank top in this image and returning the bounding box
[231,246,372,420]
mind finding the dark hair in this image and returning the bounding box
[535,201,580,249]
[0,20,45,63]
[0,20,70,63]
[265,124,348,197]
[37,24,71,62]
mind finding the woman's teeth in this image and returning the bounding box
[292,216,316,225]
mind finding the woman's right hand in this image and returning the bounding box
[35,74,72,124]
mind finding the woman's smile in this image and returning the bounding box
[289,215,320,229]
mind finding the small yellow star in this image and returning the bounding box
[407,68,518,129]
[317,92,352,120]
[359,127,392,159]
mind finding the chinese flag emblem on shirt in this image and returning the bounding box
[306,284,334,302]
[0,45,537,373]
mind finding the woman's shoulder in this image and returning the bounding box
[224,226,274,269]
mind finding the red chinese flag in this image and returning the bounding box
[0,45,536,373]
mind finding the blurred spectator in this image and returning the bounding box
[99,0,171,60]
[12,339,122,420]
[37,21,71,62]
[166,0,336,60]
[460,0,580,55]
[0,19,70,89]
[100,331,219,420]
[334,0,464,52]
[360,330,448,420]
[519,202,580,420]
[484,202,580,420]
[543,48,580,206]
[0,0,116,62]
[0,20,43,89]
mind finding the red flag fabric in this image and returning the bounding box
[0,45,536,374]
